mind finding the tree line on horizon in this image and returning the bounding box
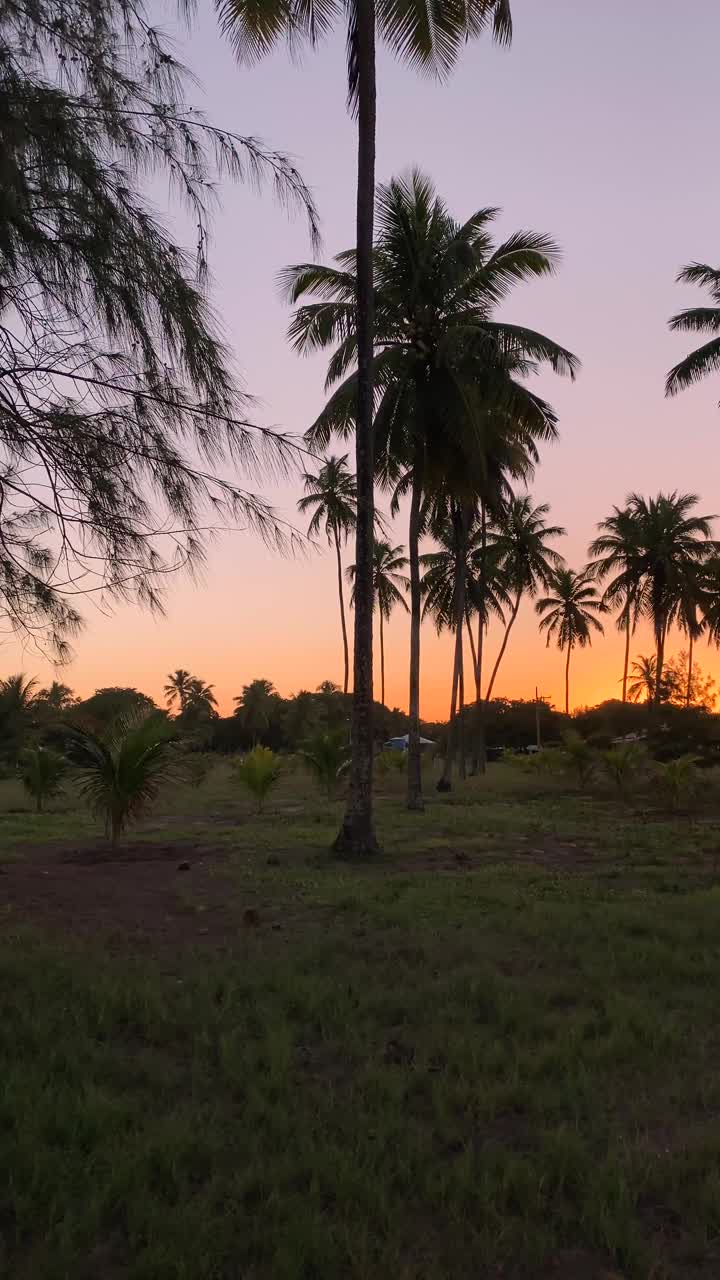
[4,0,720,849]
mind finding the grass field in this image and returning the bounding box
[2,757,720,1279]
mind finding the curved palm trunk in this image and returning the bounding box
[379,609,385,707]
[565,642,572,716]
[333,0,378,855]
[686,630,694,707]
[406,444,424,811]
[333,524,350,695]
[485,589,522,701]
[621,599,632,702]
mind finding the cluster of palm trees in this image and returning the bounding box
[292,172,577,816]
[589,492,718,706]
[301,479,720,754]
[163,670,218,720]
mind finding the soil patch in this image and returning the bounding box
[0,841,242,946]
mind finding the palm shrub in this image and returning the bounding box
[298,730,350,799]
[233,746,282,813]
[601,743,646,799]
[375,749,407,778]
[18,747,66,813]
[63,713,181,847]
[560,731,596,789]
[655,755,700,814]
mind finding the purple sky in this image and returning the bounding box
[9,0,720,713]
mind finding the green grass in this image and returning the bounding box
[2,760,720,1277]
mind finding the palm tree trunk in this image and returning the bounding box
[485,590,522,701]
[473,499,487,775]
[333,0,378,855]
[333,525,350,695]
[655,620,667,706]
[686,630,694,707]
[466,610,478,688]
[458,635,466,780]
[379,608,385,708]
[440,506,468,788]
[407,443,424,811]
[621,599,632,702]
[565,642,572,716]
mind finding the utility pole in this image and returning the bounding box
[535,686,550,751]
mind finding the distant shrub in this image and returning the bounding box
[560,731,596,789]
[654,755,700,813]
[375,749,406,778]
[601,743,647,799]
[298,730,350,798]
[233,746,282,813]
[18,746,66,813]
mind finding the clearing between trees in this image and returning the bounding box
[2,761,720,1279]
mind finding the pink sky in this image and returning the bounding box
[5,0,720,717]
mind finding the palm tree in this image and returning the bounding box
[349,539,408,707]
[675,565,706,708]
[420,506,508,781]
[625,492,714,704]
[164,669,194,714]
[484,496,565,701]
[34,681,78,714]
[184,678,219,721]
[627,654,663,705]
[667,263,720,397]
[298,729,350,799]
[588,505,644,702]
[287,172,577,810]
[19,747,66,813]
[298,456,357,695]
[535,569,606,715]
[0,673,38,713]
[0,674,39,758]
[218,0,513,860]
[233,678,278,744]
[63,713,180,848]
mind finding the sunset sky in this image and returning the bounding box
[7,0,720,718]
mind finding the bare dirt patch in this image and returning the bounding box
[0,841,244,946]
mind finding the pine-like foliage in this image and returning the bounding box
[0,0,318,655]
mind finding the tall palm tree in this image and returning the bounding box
[666,263,720,397]
[535,569,606,715]
[484,496,565,701]
[588,505,643,702]
[287,172,578,810]
[298,456,357,696]
[420,505,508,781]
[675,565,706,708]
[349,540,409,707]
[233,678,278,744]
[164,669,193,714]
[625,492,713,704]
[218,0,512,859]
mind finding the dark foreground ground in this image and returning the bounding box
[2,760,720,1279]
